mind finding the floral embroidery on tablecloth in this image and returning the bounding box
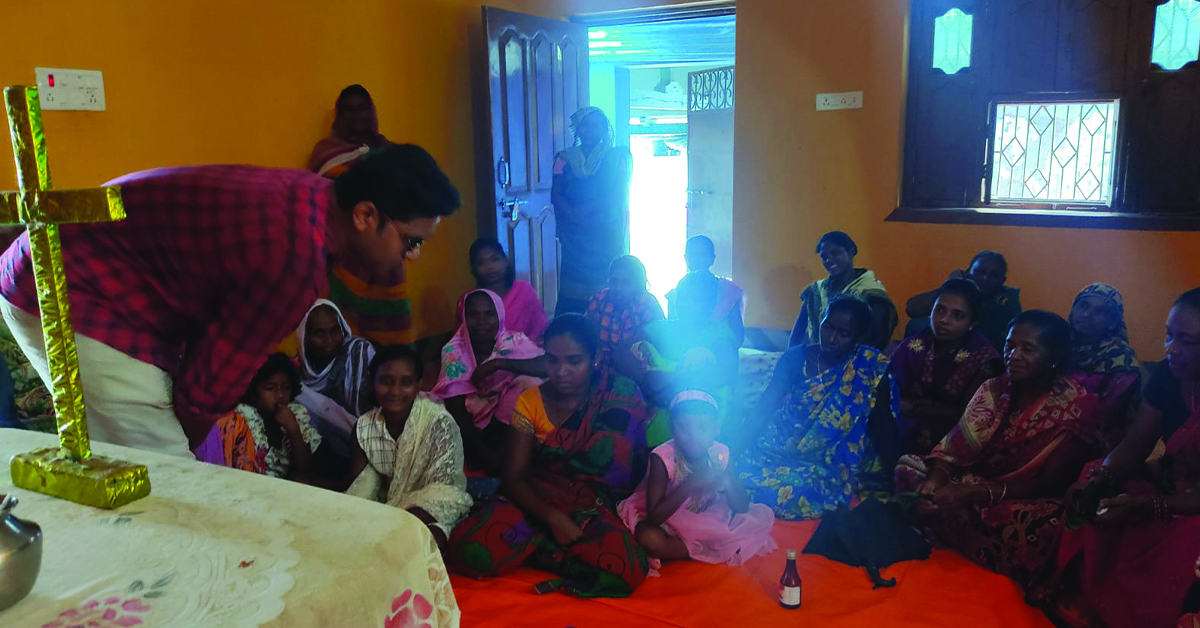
[386,589,434,628]
[41,575,171,628]
[41,598,151,628]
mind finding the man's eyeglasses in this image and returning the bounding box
[388,220,423,252]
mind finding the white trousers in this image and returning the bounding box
[1,296,194,458]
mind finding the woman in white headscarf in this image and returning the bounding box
[295,300,375,471]
[551,106,633,315]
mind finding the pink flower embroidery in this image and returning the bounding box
[41,597,150,628]
[386,589,434,628]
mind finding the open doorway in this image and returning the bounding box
[585,12,736,311]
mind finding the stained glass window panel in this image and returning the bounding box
[990,101,1119,204]
[1152,0,1200,71]
[933,8,973,74]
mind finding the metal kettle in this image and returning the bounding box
[0,494,41,611]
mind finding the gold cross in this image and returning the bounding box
[3,85,149,508]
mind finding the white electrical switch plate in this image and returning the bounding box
[816,91,863,111]
[33,68,106,111]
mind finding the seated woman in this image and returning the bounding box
[198,353,323,481]
[585,255,665,379]
[1052,288,1200,628]
[906,251,1022,351]
[1067,283,1140,438]
[789,231,897,351]
[447,314,650,598]
[635,271,742,446]
[896,310,1104,590]
[345,345,473,550]
[295,300,375,475]
[308,84,391,176]
[465,237,548,342]
[665,235,745,348]
[890,279,1001,455]
[431,289,545,476]
[738,295,899,520]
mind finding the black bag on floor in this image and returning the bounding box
[802,497,931,589]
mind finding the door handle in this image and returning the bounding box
[496,158,511,188]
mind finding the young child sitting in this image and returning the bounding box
[618,390,776,574]
[198,353,323,481]
[345,345,473,550]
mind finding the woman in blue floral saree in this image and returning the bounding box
[737,295,899,520]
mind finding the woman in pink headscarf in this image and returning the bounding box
[432,289,546,476]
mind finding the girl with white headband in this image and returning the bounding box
[618,389,776,574]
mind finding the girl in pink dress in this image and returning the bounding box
[619,390,776,574]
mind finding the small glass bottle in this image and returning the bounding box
[779,549,802,609]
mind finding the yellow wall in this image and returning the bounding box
[12,0,1195,356]
[733,0,1200,359]
[0,0,533,338]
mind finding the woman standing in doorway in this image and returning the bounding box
[552,107,633,316]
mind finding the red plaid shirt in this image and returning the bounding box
[1,165,331,419]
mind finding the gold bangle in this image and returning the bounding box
[985,483,997,506]
[929,466,952,482]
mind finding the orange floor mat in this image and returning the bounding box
[450,520,1055,627]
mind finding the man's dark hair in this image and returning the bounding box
[969,250,1008,275]
[335,144,461,226]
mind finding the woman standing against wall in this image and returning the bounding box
[552,107,633,316]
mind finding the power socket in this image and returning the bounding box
[816,91,863,111]
[34,68,106,111]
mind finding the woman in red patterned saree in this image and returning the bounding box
[895,310,1105,590]
[1052,288,1200,628]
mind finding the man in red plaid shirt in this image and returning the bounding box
[0,144,460,457]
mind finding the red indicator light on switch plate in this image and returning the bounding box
[47,75,55,87]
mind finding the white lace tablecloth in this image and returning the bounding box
[0,429,459,627]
